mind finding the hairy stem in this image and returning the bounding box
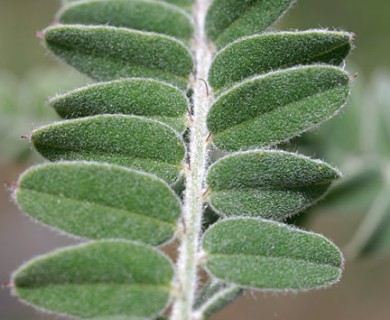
[171,1,213,319]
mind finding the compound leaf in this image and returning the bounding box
[209,30,353,92]
[13,241,174,319]
[49,78,189,132]
[31,115,185,183]
[202,218,344,290]
[43,25,193,89]
[207,66,350,151]
[206,0,294,48]
[58,0,194,42]
[15,162,181,245]
[207,150,341,220]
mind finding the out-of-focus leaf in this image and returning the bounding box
[13,241,174,319]
[207,150,341,220]
[31,115,185,183]
[206,0,294,48]
[16,162,181,245]
[369,72,390,157]
[209,31,353,92]
[49,79,189,132]
[62,0,82,3]
[202,218,344,290]
[58,0,194,41]
[43,25,193,89]
[321,167,384,213]
[194,281,242,319]
[362,212,390,256]
[159,0,194,8]
[0,67,87,162]
[346,184,390,258]
[63,0,194,9]
[207,66,350,151]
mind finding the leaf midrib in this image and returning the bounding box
[208,253,340,268]
[18,282,172,289]
[213,85,343,135]
[51,38,190,82]
[209,181,332,192]
[33,141,183,167]
[214,38,350,92]
[22,189,177,227]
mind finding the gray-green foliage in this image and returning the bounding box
[209,31,353,92]
[16,162,181,245]
[13,241,174,319]
[207,66,350,151]
[206,0,294,48]
[49,79,189,132]
[207,150,341,220]
[58,0,194,41]
[202,218,343,289]
[44,25,193,89]
[11,0,354,319]
[31,115,185,183]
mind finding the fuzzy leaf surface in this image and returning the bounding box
[207,150,340,220]
[49,79,188,132]
[58,0,194,41]
[31,115,185,183]
[209,31,353,92]
[16,162,181,245]
[207,66,350,151]
[206,0,294,48]
[202,218,344,290]
[44,25,193,89]
[13,241,174,319]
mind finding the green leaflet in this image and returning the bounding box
[49,78,189,132]
[207,66,350,151]
[58,0,194,42]
[44,25,193,89]
[206,0,294,48]
[31,115,185,183]
[13,241,174,319]
[16,162,181,245]
[206,150,341,220]
[209,30,353,92]
[202,218,344,290]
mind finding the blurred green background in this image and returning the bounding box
[1,0,389,319]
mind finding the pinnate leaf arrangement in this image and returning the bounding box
[10,0,354,319]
